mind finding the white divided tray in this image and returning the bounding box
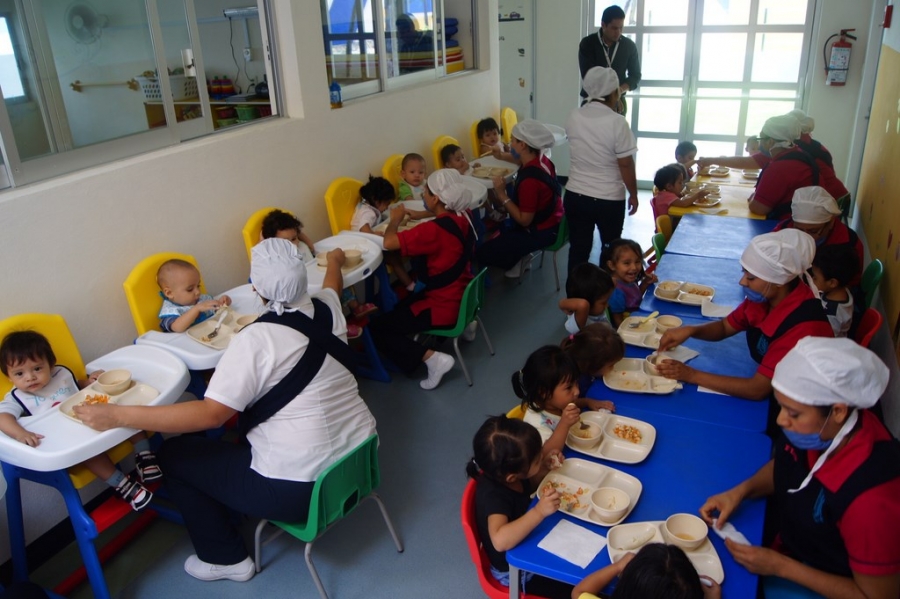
[742,169,760,180]
[58,382,160,424]
[373,217,432,234]
[537,458,642,527]
[603,358,682,395]
[617,317,661,349]
[654,282,716,305]
[693,197,721,207]
[565,411,656,464]
[186,309,256,350]
[607,521,724,583]
[701,167,730,177]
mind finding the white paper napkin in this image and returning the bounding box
[697,386,728,395]
[712,519,750,545]
[537,520,607,569]
[701,300,733,318]
[658,346,699,363]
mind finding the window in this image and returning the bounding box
[321,0,476,102]
[588,0,814,182]
[0,0,280,189]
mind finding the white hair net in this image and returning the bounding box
[583,66,620,102]
[761,114,801,150]
[512,119,556,150]
[740,229,816,285]
[791,186,841,224]
[427,169,473,212]
[250,238,309,315]
[773,337,889,492]
[788,109,815,134]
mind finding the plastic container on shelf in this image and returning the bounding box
[216,118,239,128]
[235,105,259,121]
[257,105,272,118]
[136,75,198,101]
[220,77,235,96]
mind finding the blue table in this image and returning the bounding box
[642,254,745,319]
[666,215,777,260]
[507,412,771,598]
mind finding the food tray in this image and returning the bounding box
[617,317,661,349]
[653,282,715,305]
[185,309,256,350]
[700,166,730,177]
[603,358,682,395]
[471,166,511,178]
[59,382,160,424]
[693,196,721,207]
[536,458,642,527]
[565,411,656,464]
[373,217,432,234]
[607,521,724,583]
[742,169,760,180]
[311,242,371,272]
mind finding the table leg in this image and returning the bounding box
[509,565,521,599]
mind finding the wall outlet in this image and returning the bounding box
[243,47,252,62]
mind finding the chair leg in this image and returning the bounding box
[452,337,473,385]
[305,541,330,599]
[477,316,495,356]
[368,492,405,552]
[539,250,546,269]
[552,250,561,291]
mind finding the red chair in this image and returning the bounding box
[854,308,883,348]
[461,479,549,599]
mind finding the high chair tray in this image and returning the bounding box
[607,521,724,583]
[536,458,642,527]
[565,411,656,464]
[603,358,682,394]
[59,382,159,424]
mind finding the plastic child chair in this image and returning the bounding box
[253,435,403,599]
[854,308,883,348]
[417,269,494,386]
[651,232,667,262]
[470,120,482,158]
[861,259,883,308]
[506,404,525,420]
[461,479,550,599]
[539,216,570,291]
[381,154,404,196]
[324,177,363,235]
[431,134,460,173]
[241,206,282,264]
[123,252,205,337]
[578,594,602,599]
[500,107,517,145]
[655,214,673,241]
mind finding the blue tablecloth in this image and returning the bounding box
[507,412,771,597]
[642,254,745,319]
[666,215,777,260]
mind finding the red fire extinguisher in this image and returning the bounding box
[824,29,856,86]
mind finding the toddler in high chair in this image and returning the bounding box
[602,239,657,328]
[561,323,625,398]
[397,153,433,221]
[810,244,858,338]
[0,331,160,511]
[560,262,614,334]
[651,164,709,223]
[477,117,514,162]
[467,415,574,599]
[441,144,476,177]
[514,345,615,459]
[156,259,231,333]
[259,209,316,262]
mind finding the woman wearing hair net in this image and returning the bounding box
[700,338,900,599]
[564,66,639,274]
[372,169,477,389]
[657,230,833,428]
[475,119,564,278]
[75,239,376,582]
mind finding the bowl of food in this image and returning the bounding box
[656,281,683,300]
[645,352,681,376]
[591,487,631,523]
[95,369,132,395]
[655,315,683,334]
[568,420,603,450]
[315,252,329,267]
[344,248,363,267]
[663,513,709,550]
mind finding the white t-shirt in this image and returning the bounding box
[350,202,386,232]
[565,102,638,201]
[523,407,560,444]
[564,311,610,335]
[205,288,377,481]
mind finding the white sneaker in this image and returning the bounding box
[184,555,255,582]
[462,321,478,342]
[421,352,455,390]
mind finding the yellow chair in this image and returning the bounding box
[469,120,482,158]
[506,404,525,420]
[655,214,673,242]
[324,177,363,235]
[241,206,280,264]
[382,154,404,196]
[123,252,205,336]
[431,134,460,172]
[500,107,517,144]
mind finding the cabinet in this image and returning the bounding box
[143,99,272,130]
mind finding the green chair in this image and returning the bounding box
[539,216,570,291]
[862,258,884,308]
[836,193,852,224]
[418,268,494,386]
[651,232,667,261]
[253,435,403,599]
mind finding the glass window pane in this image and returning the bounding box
[697,87,742,97]
[385,1,436,78]
[641,34,686,80]
[637,98,683,133]
[322,0,377,86]
[639,87,685,97]
[698,33,746,82]
[694,99,741,135]
[750,89,797,98]
[695,140,744,160]
[644,0,688,26]
[751,33,803,82]
[0,18,24,98]
[757,0,808,25]
[635,137,679,181]
[745,100,796,136]
[703,0,751,25]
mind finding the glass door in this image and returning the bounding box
[588,0,814,182]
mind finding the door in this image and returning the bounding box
[498,0,533,120]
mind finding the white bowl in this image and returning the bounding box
[645,352,682,376]
[663,513,708,550]
[655,315,683,334]
[95,369,132,395]
[344,249,363,267]
[315,252,328,267]
[590,487,630,523]
[656,281,682,300]
[568,421,603,450]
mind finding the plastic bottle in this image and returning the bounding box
[329,80,342,108]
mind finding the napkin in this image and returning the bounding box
[658,346,699,363]
[537,520,607,569]
[697,386,728,395]
[701,300,733,318]
[712,519,750,545]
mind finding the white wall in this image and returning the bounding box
[0,0,499,561]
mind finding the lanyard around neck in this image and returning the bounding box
[597,31,618,67]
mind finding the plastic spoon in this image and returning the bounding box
[628,311,659,328]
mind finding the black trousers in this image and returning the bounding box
[369,296,452,374]
[158,435,313,565]
[564,189,626,274]
[475,225,558,271]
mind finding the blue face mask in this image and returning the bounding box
[744,288,768,303]
[783,410,833,451]
[510,146,521,161]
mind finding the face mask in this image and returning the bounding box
[744,288,767,303]
[510,146,521,161]
[783,410,833,451]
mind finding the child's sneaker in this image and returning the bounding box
[136,450,163,482]
[352,302,378,319]
[115,473,153,511]
[347,323,363,339]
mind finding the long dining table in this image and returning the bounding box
[664,214,777,260]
